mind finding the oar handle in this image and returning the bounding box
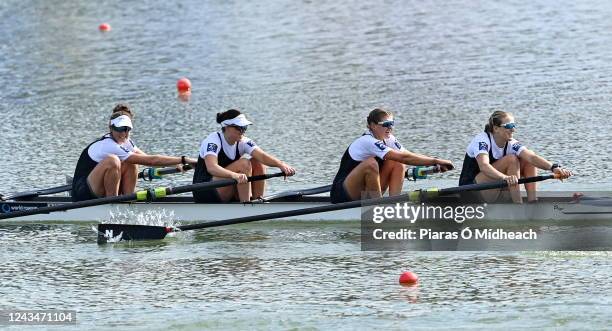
[405,165,441,181]
[139,164,193,181]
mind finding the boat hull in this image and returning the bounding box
[1,195,612,224]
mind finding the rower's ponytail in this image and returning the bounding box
[216,109,242,124]
[485,110,510,132]
[110,103,134,120]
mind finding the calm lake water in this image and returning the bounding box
[0,0,611,329]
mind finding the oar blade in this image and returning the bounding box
[97,224,169,244]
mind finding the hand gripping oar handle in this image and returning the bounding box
[139,164,193,181]
[0,172,285,220]
[96,174,561,243]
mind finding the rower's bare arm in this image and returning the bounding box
[385,150,453,171]
[517,149,552,170]
[475,154,507,180]
[203,155,239,179]
[251,149,296,176]
[519,149,572,178]
[125,153,185,166]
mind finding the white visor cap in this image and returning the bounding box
[110,115,133,128]
[221,114,252,127]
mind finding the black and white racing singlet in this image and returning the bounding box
[331,131,404,200]
[459,131,526,185]
[72,134,137,189]
[193,133,241,183]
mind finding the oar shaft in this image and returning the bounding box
[0,192,139,219]
[167,173,284,195]
[439,175,555,195]
[2,166,193,201]
[177,174,557,231]
[259,184,332,202]
[0,172,285,220]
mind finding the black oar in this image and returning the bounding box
[258,184,332,202]
[0,172,285,220]
[259,166,446,202]
[1,165,194,201]
[98,174,562,243]
[0,184,73,202]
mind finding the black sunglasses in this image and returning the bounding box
[111,126,131,133]
[229,125,248,133]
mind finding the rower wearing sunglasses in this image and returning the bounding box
[330,108,454,203]
[192,109,296,203]
[459,110,572,203]
[71,104,197,202]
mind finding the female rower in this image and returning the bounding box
[72,104,197,202]
[458,110,572,203]
[192,109,296,203]
[330,108,454,203]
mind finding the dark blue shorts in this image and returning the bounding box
[330,178,353,204]
[71,177,98,202]
[192,186,223,203]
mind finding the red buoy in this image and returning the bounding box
[399,271,419,285]
[99,23,111,32]
[177,77,192,94]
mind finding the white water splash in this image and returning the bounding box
[105,207,179,227]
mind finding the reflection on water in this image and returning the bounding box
[1,222,611,329]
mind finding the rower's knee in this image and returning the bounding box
[101,155,121,170]
[363,157,380,174]
[236,158,252,175]
[250,158,266,174]
[388,160,404,171]
[519,156,532,168]
[502,154,520,168]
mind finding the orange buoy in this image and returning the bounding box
[177,77,192,95]
[399,271,419,285]
[99,23,111,32]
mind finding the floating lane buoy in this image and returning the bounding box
[99,23,111,32]
[177,77,192,95]
[399,271,419,285]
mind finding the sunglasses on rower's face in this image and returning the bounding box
[377,120,394,128]
[498,122,516,130]
[112,126,131,133]
[229,125,248,133]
